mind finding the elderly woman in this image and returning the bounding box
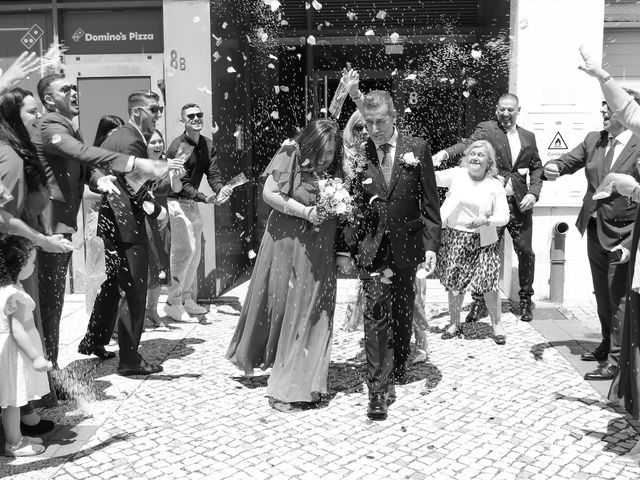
[435,140,509,344]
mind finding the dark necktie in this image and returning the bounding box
[380,143,393,185]
[603,136,617,173]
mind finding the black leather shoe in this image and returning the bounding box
[367,393,388,420]
[466,301,488,323]
[78,343,116,360]
[20,419,55,436]
[584,362,618,380]
[581,350,608,362]
[387,385,396,405]
[520,301,533,322]
[393,368,407,385]
[117,360,163,377]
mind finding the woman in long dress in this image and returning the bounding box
[226,119,346,405]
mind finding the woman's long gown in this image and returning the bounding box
[226,143,337,403]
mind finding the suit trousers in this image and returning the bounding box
[473,196,535,303]
[362,237,417,394]
[167,198,203,305]
[38,238,73,368]
[587,218,627,367]
[82,240,148,366]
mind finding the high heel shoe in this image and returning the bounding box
[492,324,506,345]
[441,324,464,339]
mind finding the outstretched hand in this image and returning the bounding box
[0,52,40,94]
[341,68,360,96]
[577,45,607,80]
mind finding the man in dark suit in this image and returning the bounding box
[78,90,169,376]
[345,90,441,420]
[544,96,640,381]
[432,93,543,322]
[36,73,167,368]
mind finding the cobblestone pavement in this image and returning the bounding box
[1,280,640,479]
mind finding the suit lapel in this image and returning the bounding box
[595,135,608,183]
[512,127,526,168]
[386,134,405,195]
[365,139,387,194]
[609,134,638,174]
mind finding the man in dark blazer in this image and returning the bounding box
[345,90,441,420]
[544,97,640,381]
[36,73,167,368]
[78,90,168,376]
[432,93,543,322]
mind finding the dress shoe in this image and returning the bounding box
[117,360,163,377]
[367,393,388,420]
[584,362,618,380]
[520,301,533,322]
[387,384,396,405]
[581,350,608,362]
[393,367,407,385]
[78,343,116,360]
[493,334,506,345]
[20,419,55,436]
[466,301,488,322]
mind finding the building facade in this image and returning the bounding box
[0,0,635,301]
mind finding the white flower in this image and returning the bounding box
[335,203,347,214]
[402,152,420,167]
[324,185,336,196]
[333,189,347,201]
[318,179,327,191]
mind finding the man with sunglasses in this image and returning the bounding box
[543,93,640,382]
[36,74,169,371]
[78,90,176,376]
[164,103,231,321]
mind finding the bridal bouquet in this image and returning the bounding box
[315,177,355,223]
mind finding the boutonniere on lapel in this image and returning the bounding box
[400,152,420,168]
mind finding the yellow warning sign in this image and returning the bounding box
[548,131,568,150]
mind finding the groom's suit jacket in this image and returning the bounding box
[345,133,441,269]
[546,130,640,251]
[445,120,543,210]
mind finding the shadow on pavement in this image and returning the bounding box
[0,431,133,478]
[530,340,601,361]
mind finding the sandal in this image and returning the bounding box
[5,437,46,457]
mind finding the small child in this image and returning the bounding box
[0,235,52,456]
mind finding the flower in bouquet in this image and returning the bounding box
[400,151,420,168]
[315,177,354,223]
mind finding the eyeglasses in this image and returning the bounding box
[139,105,163,115]
[186,113,204,120]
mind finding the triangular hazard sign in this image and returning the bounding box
[548,131,568,150]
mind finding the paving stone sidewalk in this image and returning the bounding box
[1,280,640,480]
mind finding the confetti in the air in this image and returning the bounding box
[376,10,387,20]
[193,16,201,23]
[197,86,213,95]
[279,85,290,92]
[389,32,400,43]
[405,107,412,113]
[227,67,236,73]
[248,249,257,259]
[222,22,228,29]
[268,63,275,69]
[405,73,417,80]
[365,29,375,36]
[271,110,279,119]
[307,35,316,45]
[369,195,379,204]
[312,0,322,10]
[362,178,373,185]
[347,11,357,20]
[235,213,245,220]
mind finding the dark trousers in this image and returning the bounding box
[81,240,148,366]
[38,240,73,368]
[361,238,417,394]
[587,218,627,367]
[473,197,535,303]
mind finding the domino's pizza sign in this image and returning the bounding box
[63,10,163,54]
[20,24,44,49]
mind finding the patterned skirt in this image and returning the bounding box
[435,227,501,294]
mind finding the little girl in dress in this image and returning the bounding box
[0,235,52,456]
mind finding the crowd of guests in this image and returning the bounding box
[2,44,640,458]
[0,53,231,456]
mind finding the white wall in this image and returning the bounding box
[508,0,605,302]
[163,0,217,300]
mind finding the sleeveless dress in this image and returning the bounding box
[226,142,338,402]
[0,284,50,408]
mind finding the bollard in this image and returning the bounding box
[549,222,569,303]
